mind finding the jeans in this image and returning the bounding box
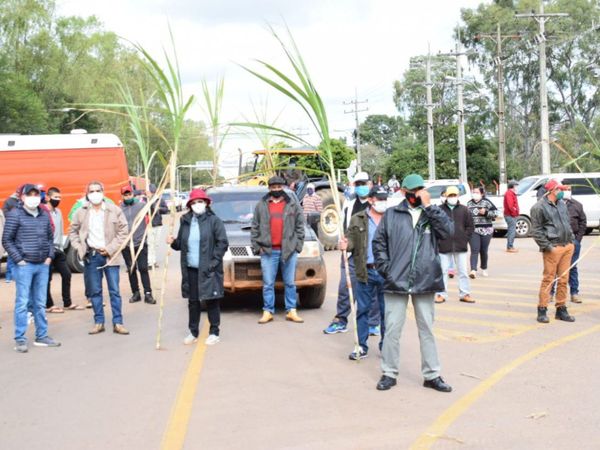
[356,268,385,352]
[122,244,152,294]
[6,256,15,281]
[469,232,493,271]
[438,252,470,299]
[14,262,50,343]
[335,256,356,324]
[47,249,72,308]
[188,267,220,336]
[505,216,517,249]
[260,250,298,313]
[84,252,123,325]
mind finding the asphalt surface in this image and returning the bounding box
[1,229,600,450]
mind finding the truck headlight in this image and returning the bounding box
[300,241,321,258]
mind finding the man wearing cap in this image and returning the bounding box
[338,186,388,360]
[435,186,474,304]
[69,181,130,335]
[2,184,61,352]
[251,176,305,324]
[373,173,453,392]
[301,183,323,235]
[531,179,576,323]
[503,180,520,252]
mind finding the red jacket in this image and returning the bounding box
[503,189,520,217]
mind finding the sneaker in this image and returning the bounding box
[481,270,489,277]
[349,348,368,360]
[86,299,93,309]
[469,270,477,279]
[34,336,61,347]
[205,334,220,345]
[369,326,380,336]
[285,309,304,323]
[323,321,348,334]
[183,333,198,345]
[258,311,274,324]
[435,294,446,304]
[14,341,28,353]
[460,295,475,303]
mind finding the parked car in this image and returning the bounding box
[489,172,600,237]
[388,179,471,208]
[162,189,183,212]
[208,186,327,308]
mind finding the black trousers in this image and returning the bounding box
[47,249,72,308]
[469,232,493,271]
[122,244,152,294]
[187,267,221,337]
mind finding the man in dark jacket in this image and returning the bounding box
[435,186,475,304]
[562,183,587,303]
[503,180,520,252]
[251,176,305,324]
[372,173,453,393]
[120,185,155,304]
[2,184,61,352]
[531,179,575,323]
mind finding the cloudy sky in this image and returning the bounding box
[56,0,487,173]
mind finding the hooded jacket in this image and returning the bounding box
[437,202,474,254]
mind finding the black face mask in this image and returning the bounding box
[270,190,284,198]
[50,199,60,208]
[405,191,422,207]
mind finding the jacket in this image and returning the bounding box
[373,200,454,295]
[2,195,19,214]
[346,208,376,283]
[68,201,128,266]
[251,192,305,262]
[2,205,54,264]
[531,197,574,252]
[565,198,586,242]
[151,198,169,227]
[503,189,520,217]
[171,210,229,300]
[466,197,497,230]
[343,197,369,230]
[121,201,147,247]
[437,202,474,254]
[0,209,4,257]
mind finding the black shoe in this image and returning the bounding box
[129,292,141,303]
[537,306,549,323]
[144,292,156,304]
[376,375,397,391]
[423,376,452,393]
[555,305,575,322]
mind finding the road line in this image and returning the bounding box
[436,305,531,318]
[410,323,600,449]
[161,320,210,450]
[435,315,532,329]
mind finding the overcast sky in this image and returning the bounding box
[56,0,488,175]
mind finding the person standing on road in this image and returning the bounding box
[69,181,130,335]
[467,187,497,278]
[435,186,474,304]
[147,184,168,268]
[387,175,400,192]
[338,186,388,360]
[251,176,305,324]
[531,179,576,324]
[2,184,61,352]
[562,183,586,303]
[301,183,323,235]
[503,180,520,253]
[167,189,228,345]
[373,174,453,392]
[120,185,156,305]
[2,185,24,283]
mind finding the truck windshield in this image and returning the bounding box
[210,192,265,223]
[516,177,540,195]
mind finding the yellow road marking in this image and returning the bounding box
[410,323,600,449]
[161,320,210,450]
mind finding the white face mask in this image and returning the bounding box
[372,201,388,214]
[23,196,41,209]
[447,197,458,206]
[563,191,572,200]
[191,202,206,215]
[88,192,104,205]
[472,193,482,202]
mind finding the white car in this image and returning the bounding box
[388,179,471,208]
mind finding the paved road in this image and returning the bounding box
[1,232,600,449]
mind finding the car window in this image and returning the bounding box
[563,178,598,195]
[426,184,466,199]
[210,192,265,222]
[516,176,541,195]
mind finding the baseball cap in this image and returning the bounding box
[402,174,425,190]
[544,179,566,191]
[268,176,287,186]
[368,186,389,200]
[120,184,133,195]
[353,171,370,183]
[445,186,460,196]
[21,184,40,195]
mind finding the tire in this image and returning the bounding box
[515,216,531,238]
[493,229,507,237]
[298,284,326,309]
[316,188,343,250]
[66,245,84,273]
[585,227,594,235]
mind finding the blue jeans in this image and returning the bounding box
[356,268,385,352]
[569,239,581,294]
[14,262,50,343]
[6,256,15,281]
[85,253,123,325]
[438,252,470,299]
[260,250,298,313]
[335,256,356,324]
[506,216,517,249]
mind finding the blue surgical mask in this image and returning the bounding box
[355,185,369,198]
[307,188,314,195]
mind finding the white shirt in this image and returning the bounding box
[86,203,106,249]
[408,206,423,228]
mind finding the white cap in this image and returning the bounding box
[306,183,315,189]
[353,171,370,183]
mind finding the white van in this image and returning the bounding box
[388,179,471,208]
[490,173,600,237]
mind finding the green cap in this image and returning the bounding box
[402,174,425,190]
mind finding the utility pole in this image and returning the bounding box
[476,24,520,189]
[516,1,568,174]
[344,88,368,172]
[425,47,436,180]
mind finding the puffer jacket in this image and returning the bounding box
[437,202,474,254]
[531,197,574,252]
[2,205,54,264]
[373,200,454,295]
[171,210,229,300]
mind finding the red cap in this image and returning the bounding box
[121,184,133,195]
[187,188,211,207]
[544,179,566,192]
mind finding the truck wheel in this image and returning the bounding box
[515,216,531,238]
[66,245,84,273]
[298,284,326,309]
[316,189,343,250]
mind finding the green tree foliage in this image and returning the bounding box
[295,138,355,177]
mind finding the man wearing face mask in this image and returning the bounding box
[503,180,520,253]
[301,183,323,235]
[2,184,60,352]
[531,179,576,323]
[69,181,130,335]
[338,186,388,360]
[252,176,305,324]
[120,185,155,305]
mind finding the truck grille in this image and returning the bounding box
[230,246,251,257]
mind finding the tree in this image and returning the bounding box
[296,138,355,177]
[359,115,407,153]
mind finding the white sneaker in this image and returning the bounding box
[205,334,220,346]
[469,270,477,279]
[481,270,489,277]
[183,333,198,345]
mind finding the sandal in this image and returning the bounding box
[47,306,65,313]
[66,304,85,311]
